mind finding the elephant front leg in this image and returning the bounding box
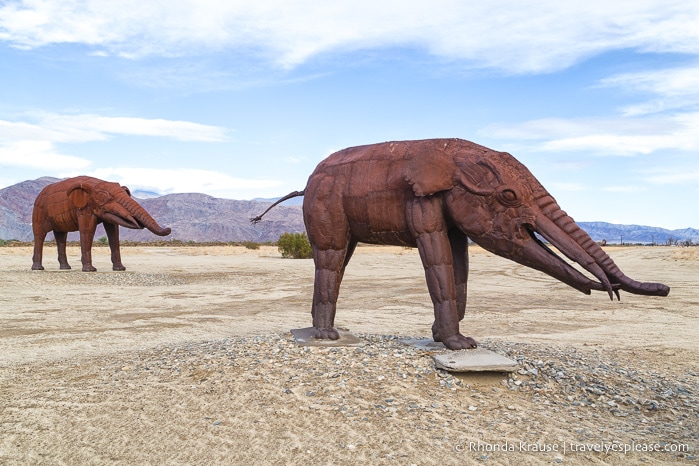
[104,222,125,271]
[55,231,71,270]
[449,228,469,321]
[408,199,477,350]
[78,216,97,272]
[311,247,349,340]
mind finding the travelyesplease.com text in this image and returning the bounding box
[456,440,691,455]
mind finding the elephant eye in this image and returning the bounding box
[94,191,110,205]
[498,189,521,207]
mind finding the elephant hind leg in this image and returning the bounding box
[311,243,355,340]
[32,232,47,270]
[305,175,354,340]
[55,231,71,270]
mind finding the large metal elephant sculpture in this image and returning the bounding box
[32,176,171,272]
[253,138,669,350]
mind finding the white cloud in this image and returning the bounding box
[598,64,699,115]
[0,112,231,182]
[0,119,54,140]
[482,113,699,155]
[1,1,697,73]
[645,171,699,185]
[68,167,282,199]
[541,134,673,155]
[0,140,91,169]
[0,112,229,144]
[483,117,679,141]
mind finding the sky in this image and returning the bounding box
[1,1,698,230]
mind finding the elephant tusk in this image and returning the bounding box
[102,212,141,230]
[530,222,616,300]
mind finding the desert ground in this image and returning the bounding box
[0,243,696,465]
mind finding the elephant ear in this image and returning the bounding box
[404,149,458,197]
[455,156,503,196]
[67,184,90,209]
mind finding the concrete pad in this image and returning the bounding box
[400,338,446,350]
[400,338,518,373]
[433,348,519,373]
[291,327,363,347]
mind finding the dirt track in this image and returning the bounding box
[0,245,696,464]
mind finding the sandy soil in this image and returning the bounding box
[0,244,696,465]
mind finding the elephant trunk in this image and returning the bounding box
[120,196,172,236]
[534,193,669,299]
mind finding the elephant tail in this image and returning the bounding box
[250,190,305,224]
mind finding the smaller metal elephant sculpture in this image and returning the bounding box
[32,176,171,271]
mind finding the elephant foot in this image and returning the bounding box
[82,265,97,272]
[440,334,478,350]
[113,264,126,271]
[314,327,340,340]
[32,264,44,271]
[433,324,477,349]
[59,264,71,270]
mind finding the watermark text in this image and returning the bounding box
[454,440,691,455]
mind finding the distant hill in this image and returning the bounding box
[253,196,304,206]
[0,178,303,243]
[0,177,61,241]
[131,189,162,199]
[1,177,696,244]
[576,222,699,245]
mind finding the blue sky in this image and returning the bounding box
[1,1,698,230]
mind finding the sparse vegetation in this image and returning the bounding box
[277,232,312,259]
[241,241,260,250]
[98,236,108,245]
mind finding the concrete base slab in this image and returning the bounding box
[400,338,446,350]
[401,338,518,373]
[291,327,363,347]
[433,348,519,373]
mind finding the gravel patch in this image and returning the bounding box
[18,270,185,286]
[59,333,696,463]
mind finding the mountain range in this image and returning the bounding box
[0,177,304,243]
[1,177,697,244]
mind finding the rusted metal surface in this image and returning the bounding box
[32,176,171,271]
[259,138,670,349]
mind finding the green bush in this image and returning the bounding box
[241,241,260,250]
[277,232,312,259]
